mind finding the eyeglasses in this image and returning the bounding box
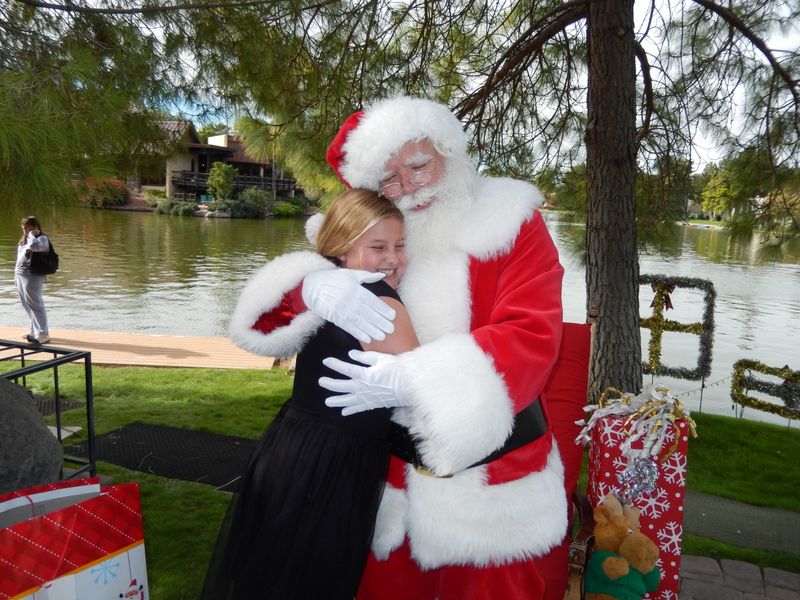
[380,167,435,200]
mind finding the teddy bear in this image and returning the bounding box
[584,493,661,600]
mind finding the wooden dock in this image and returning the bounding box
[0,327,274,370]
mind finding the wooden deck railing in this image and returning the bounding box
[171,171,297,194]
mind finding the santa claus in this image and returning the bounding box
[228,96,568,600]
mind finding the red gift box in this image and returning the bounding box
[587,415,692,600]
[0,479,148,599]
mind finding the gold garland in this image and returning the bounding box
[639,275,716,381]
[731,359,800,420]
[598,387,631,408]
[587,386,698,463]
[621,391,698,460]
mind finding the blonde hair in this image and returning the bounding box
[316,189,403,262]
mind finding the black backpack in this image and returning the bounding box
[26,239,60,275]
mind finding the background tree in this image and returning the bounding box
[207,162,238,201]
[707,149,800,245]
[691,164,719,212]
[543,165,589,214]
[701,170,733,218]
[13,0,800,399]
[170,0,798,397]
[0,1,198,209]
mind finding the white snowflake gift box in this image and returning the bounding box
[577,386,697,600]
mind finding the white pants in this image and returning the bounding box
[15,272,49,338]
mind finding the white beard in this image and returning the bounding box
[398,157,477,257]
[395,157,476,343]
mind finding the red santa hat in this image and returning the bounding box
[325,96,468,189]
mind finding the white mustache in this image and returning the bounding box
[396,184,438,211]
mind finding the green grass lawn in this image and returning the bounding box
[678,412,800,573]
[684,218,725,227]
[13,364,293,600]
[10,364,800,598]
[687,412,798,512]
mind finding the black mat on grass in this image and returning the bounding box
[65,422,255,491]
[33,395,84,416]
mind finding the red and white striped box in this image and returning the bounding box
[0,479,148,600]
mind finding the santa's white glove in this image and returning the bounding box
[321,350,409,416]
[302,269,396,343]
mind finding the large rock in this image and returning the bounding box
[0,378,63,494]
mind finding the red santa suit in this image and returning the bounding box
[228,97,568,600]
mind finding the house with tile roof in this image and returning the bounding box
[134,121,298,202]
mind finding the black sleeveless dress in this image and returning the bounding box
[207,280,397,600]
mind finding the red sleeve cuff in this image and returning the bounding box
[287,282,307,312]
[251,283,306,334]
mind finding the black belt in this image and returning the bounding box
[388,398,548,477]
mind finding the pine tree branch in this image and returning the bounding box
[454,2,587,121]
[690,0,800,108]
[14,0,339,16]
[635,40,654,144]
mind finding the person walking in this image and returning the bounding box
[15,216,51,345]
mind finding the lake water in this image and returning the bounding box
[2,206,798,426]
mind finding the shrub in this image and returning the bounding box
[207,162,238,201]
[82,178,129,208]
[287,196,311,211]
[154,199,178,214]
[227,188,273,218]
[271,203,304,218]
[144,189,166,207]
[171,202,198,216]
[227,203,258,218]
[205,200,230,213]
[154,199,197,215]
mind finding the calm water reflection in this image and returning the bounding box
[2,207,798,425]
[1,207,311,337]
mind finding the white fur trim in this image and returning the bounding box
[227,251,333,357]
[399,249,471,344]
[340,97,468,190]
[304,212,325,246]
[396,334,515,475]
[405,445,567,568]
[371,483,408,560]
[454,176,544,259]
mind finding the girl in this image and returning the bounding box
[206,189,418,599]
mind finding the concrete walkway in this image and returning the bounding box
[680,556,800,599]
[685,491,800,555]
[681,491,800,599]
[2,326,797,597]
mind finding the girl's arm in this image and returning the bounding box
[361,297,418,355]
[27,233,48,251]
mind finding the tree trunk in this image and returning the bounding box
[585,0,642,402]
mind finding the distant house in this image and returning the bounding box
[134,121,297,202]
[685,198,704,219]
[206,134,275,178]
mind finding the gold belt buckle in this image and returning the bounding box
[414,465,453,478]
[411,445,453,478]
